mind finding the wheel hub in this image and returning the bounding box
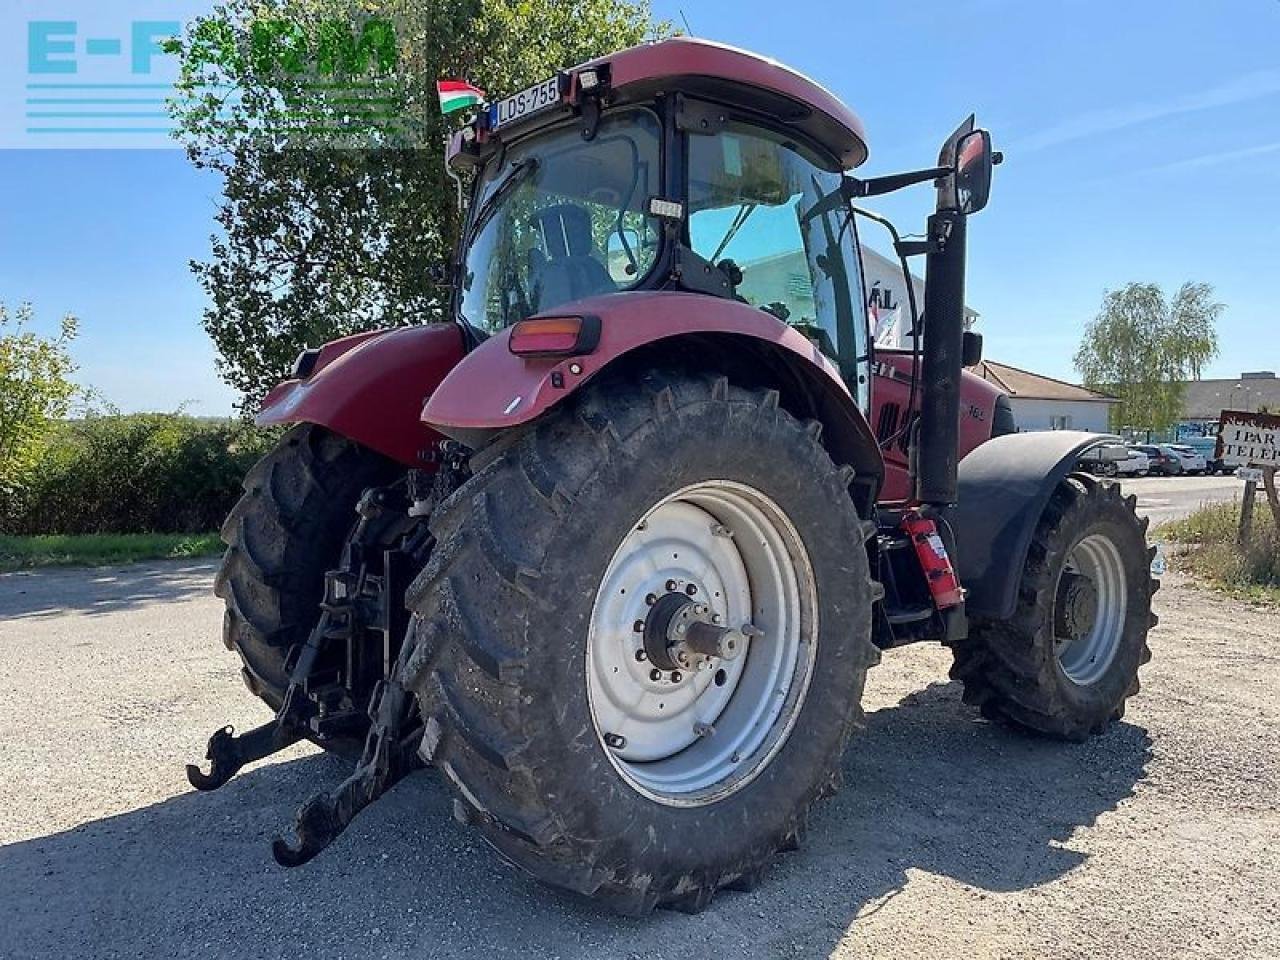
[1055,571,1099,641]
[643,591,750,672]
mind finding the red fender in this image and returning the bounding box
[257,324,466,466]
[422,291,883,478]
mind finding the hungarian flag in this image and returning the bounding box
[437,80,485,116]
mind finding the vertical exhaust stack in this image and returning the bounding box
[914,115,993,507]
[915,209,967,505]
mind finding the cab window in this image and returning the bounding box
[460,110,662,333]
[686,120,868,407]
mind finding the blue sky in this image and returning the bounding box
[1,0,1277,414]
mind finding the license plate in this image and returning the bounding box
[489,76,562,130]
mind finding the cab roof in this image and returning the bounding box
[584,38,869,168]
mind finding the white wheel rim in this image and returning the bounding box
[1055,533,1128,686]
[585,481,817,806]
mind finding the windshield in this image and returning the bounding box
[459,110,662,333]
[686,120,869,408]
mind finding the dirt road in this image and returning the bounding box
[1,560,1276,959]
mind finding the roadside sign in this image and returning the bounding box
[1217,410,1280,468]
[1237,466,1264,483]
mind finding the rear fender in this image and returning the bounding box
[947,431,1114,620]
[257,324,466,466]
[422,291,884,488]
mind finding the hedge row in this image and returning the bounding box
[0,414,278,536]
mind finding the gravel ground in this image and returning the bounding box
[1,560,1277,959]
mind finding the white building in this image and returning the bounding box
[861,245,979,348]
[971,360,1118,433]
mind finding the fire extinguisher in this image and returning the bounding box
[900,510,965,609]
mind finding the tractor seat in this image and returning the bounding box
[528,204,617,307]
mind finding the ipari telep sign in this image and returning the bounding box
[1218,410,1280,469]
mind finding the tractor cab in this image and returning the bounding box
[448,38,875,410]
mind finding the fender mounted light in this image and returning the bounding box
[508,315,601,357]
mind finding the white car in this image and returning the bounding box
[1116,448,1150,476]
[1166,444,1207,475]
[1079,441,1141,477]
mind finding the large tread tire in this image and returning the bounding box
[214,424,398,732]
[950,475,1157,741]
[403,371,879,915]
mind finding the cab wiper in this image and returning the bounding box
[468,157,540,240]
[710,203,757,263]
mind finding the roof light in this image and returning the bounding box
[509,315,601,358]
[578,69,600,91]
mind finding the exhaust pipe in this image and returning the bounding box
[914,208,967,506]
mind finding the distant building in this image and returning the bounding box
[970,360,1118,433]
[1179,371,1280,428]
[860,246,979,349]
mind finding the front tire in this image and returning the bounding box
[404,372,878,914]
[950,476,1157,740]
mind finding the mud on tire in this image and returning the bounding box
[950,475,1157,741]
[214,424,398,745]
[402,371,879,915]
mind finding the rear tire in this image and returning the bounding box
[403,372,878,914]
[950,476,1157,740]
[214,424,398,747]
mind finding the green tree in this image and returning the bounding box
[169,0,667,408]
[0,303,80,495]
[1074,282,1223,434]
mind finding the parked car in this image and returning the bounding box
[1167,444,1207,475]
[1080,445,1131,478]
[1134,444,1182,476]
[1117,448,1150,476]
[1078,440,1145,477]
[1179,435,1233,474]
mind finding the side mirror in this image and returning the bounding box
[954,129,993,215]
[962,330,984,367]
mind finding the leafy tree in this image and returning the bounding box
[0,303,79,495]
[1074,282,1222,434]
[169,0,667,408]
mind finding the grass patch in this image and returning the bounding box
[1162,500,1280,603]
[0,532,223,572]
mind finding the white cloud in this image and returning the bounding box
[1018,69,1280,152]
[1148,140,1280,173]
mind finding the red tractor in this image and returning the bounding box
[190,38,1157,915]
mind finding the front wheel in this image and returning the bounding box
[404,372,878,914]
[950,476,1157,740]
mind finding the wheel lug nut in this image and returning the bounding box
[645,593,657,606]
[685,584,697,596]
[666,579,678,592]
[671,671,682,682]
[604,732,627,749]
[635,649,647,662]
[649,668,662,681]
[633,619,645,632]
